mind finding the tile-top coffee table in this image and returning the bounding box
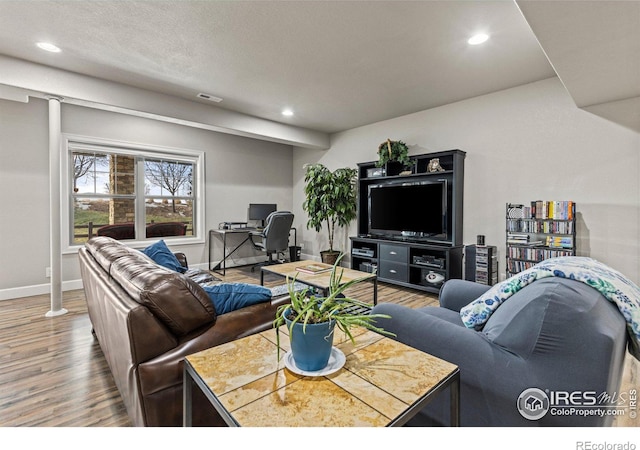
[183,326,459,427]
[260,260,378,306]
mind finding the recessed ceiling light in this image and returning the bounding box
[36,42,61,53]
[468,33,489,45]
[282,109,294,117]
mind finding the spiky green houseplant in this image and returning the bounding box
[302,163,357,264]
[274,254,394,361]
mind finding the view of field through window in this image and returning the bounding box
[72,151,194,244]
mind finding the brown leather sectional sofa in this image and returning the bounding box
[78,236,290,426]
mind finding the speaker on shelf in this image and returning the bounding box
[420,269,445,288]
[465,245,476,282]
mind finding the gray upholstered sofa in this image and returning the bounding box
[371,277,628,426]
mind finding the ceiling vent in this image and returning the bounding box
[197,93,223,103]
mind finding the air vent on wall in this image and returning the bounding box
[197,93,223,103]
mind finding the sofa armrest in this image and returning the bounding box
[137,295,291,397]
[438,279,492,312]
[371,303,490,355]
[174,252,188,269]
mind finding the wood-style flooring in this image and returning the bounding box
[0,266,637,427]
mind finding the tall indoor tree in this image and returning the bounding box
[302,163,357,264]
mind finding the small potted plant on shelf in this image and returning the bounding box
[302,163,357,265]
[274,254,394,372]
[376,139,414,175]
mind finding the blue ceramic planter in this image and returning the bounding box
[285,311,336,371]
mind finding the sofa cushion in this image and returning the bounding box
[110,254,216,336]
[482,277,616,359]
[142,240,187,273]
[203,283,272,315]
[186,268,220,285]
[480,279,554,358]
[86,236,143,275]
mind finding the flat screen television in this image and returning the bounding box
[368,179,448,242]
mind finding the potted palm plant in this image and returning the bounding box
[302,163,357,265]
[274,254,393,371]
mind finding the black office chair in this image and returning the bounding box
[249,211,294,272]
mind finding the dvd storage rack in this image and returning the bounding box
[505,201,576,277]
[475,245,498,285]
[464,245,498,286]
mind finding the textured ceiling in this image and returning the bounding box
[0,0,556,134]
[1,1,637,134]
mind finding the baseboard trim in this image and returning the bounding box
[0,279,84,301]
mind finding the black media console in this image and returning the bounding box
[351,150,465,294]
[351,236,463,294]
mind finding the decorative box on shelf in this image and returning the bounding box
[366,167,386,178]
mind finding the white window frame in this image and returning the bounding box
[61,134,205,253]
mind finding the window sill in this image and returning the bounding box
[63,236,205,255]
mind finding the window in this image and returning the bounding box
[63,136,204,248]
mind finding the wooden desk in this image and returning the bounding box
[183,327,459,427]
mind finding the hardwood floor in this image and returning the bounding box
[1,266,637,427]
[0,289,130,426]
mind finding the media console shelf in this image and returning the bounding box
[351,149,465,293]
[351,237,463,294]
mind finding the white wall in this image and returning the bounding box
[293,78,640,283]
[3,76,638,299]
[0,98,294,298]
[0,97,50,293]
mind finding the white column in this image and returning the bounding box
[46,96,67,317]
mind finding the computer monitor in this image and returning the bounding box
[248,203,277,227]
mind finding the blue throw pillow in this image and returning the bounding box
[142,240,187,273]
[202,283,272,315]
